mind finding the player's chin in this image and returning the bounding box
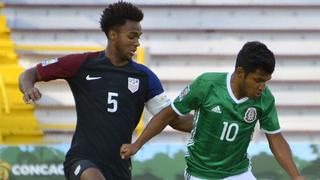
[125,52,134,59]
[121,54,132,61]
[127,54,134,59]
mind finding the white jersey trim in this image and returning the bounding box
[261,128,282,134]
[184,169,256,180]
[227,72,249,104]
[145,92,171,115]
[170,102,186,116]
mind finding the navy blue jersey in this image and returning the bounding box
[37,51,165,179]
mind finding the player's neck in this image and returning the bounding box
[105,48,129,67]
[230,73,246,100]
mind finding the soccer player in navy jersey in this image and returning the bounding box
[19,1,192,180]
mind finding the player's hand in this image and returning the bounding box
[120,143,140,159]
[23,87,42,103]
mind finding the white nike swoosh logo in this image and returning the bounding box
[86,75,102,80]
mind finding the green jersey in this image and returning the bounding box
[172,72,280,179]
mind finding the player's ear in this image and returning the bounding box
[108,30,117,41]
[235,67,245,79]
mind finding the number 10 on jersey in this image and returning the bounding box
[220,122,239,142]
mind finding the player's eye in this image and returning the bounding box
[128,35,135,40]
[254,78,263,83]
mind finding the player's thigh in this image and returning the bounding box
[224,170,256,180]
[80,168,106,180]
[67,159,105,180]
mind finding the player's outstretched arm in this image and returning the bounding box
[120,105,179,159]
[19,67,42,103]
[266,133,305,180]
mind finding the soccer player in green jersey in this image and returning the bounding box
[120,41,305,180]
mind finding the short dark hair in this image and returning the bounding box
[100,1,144,37]
[235,41,275,74]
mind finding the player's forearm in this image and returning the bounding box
[19,67,39,93]
[135,106,177,148]
[267,134,301,178]
[272,144,300,178]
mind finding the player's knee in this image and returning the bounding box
[80,168,106,180]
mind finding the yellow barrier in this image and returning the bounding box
[0,16,10,34]
[0,10,45,144]
[0,39,14,50]
[135,48,145,136]
[0,72,43,144]
[0,75,10,114]
[39,124,75,131]
[0,50,18,64]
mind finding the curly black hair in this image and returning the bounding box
[236,41,275,74]
[100,1,144,38]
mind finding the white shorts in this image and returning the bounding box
[184,169,256,180]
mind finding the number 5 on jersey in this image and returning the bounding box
[107,92,118,112]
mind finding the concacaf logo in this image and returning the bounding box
[41,58,58,67]
[178,85,190,101]
[0,160,11,180]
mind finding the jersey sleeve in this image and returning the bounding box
[171,74,208,115]
[36,53,87,81]
[140,65,165,102]
[137,64,169,115]
[145,92,171,115]
[259,88,281,134]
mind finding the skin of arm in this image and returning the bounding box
[266,133,305,180]
[120,105,182,159]
[19,67,42,103]
[168,113,193,133]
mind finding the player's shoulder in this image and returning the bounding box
[190,72,227,90]
[130,61,163,96]
[58,51,102,62]
[196,72,227,83]
[260,86,275,102]
[131,61,157,76]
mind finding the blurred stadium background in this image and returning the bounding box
[0,0,319,179]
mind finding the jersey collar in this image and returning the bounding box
[227,72,249,104]
[103,51,133,67]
